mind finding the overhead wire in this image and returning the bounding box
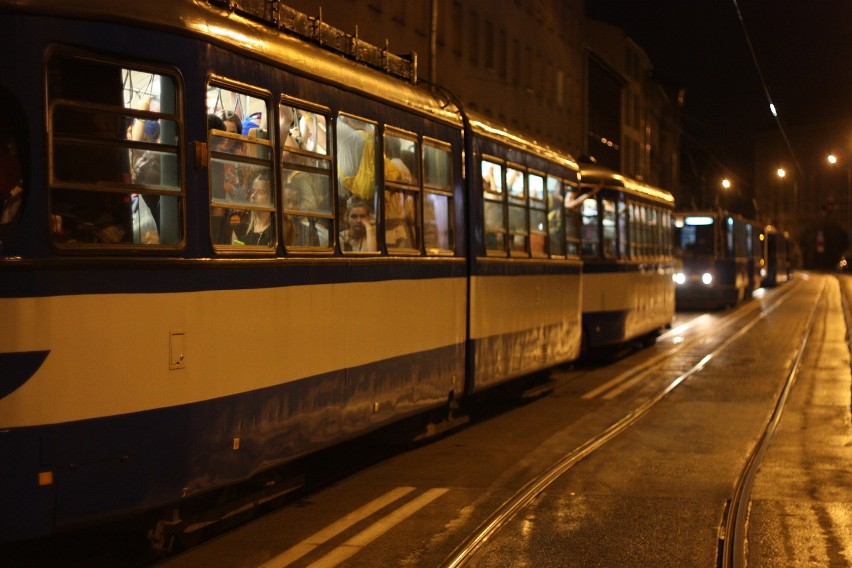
[731,0,803,175]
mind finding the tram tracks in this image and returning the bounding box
[442,280,806,568]
[716,276,829,568]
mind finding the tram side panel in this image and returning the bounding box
[583,263,675,349]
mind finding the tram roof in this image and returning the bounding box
[3,0,463,126]
[579,164,674,205]
[468,112,580,172]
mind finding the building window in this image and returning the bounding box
[469,11,479,67]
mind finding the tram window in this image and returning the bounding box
[280,105,327,155]
[528,173,546,257]
[337,115,378,253]
[679,218,714,256]
[664,211,673,255]
[282,169,332,248]
[616,199,630,258]
[547,176,565,257]
[506,166,524,202]
[528,173,545,201]
[482,157,506,256]
[481,159,503,195]
[580,197,599,258]
[383,132,419,251]
[530,207,547,257]
[208,83,274,249]
[0,110,23,234]
[508,204,529,255]
[725,217,735,257]
[601,198,617,259]
[629,203,640,259]
[48,52,182,248]
[279,102,333,251]
[484,200,505,253]
[647,207,658,257]
[423,141,454,254]
[564,184,582,256]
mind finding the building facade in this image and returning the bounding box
[280,0,679,190]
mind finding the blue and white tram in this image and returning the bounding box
[465,114,583,391]
[673,211,763,309]
[0,0,475,544]
[0,0,587,545]
[576,164,676,351]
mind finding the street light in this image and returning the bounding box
[715,177,731,208]
[776,166,797,234]
[826,152,852,236]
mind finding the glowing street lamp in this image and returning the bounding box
[776,166,797,233]
[826,153,852,232]
[721,178,732,189]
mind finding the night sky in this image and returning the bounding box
[585,0,852,200]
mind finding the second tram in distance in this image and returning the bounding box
[673,210,791,310]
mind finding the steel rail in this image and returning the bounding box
[717,278,826,568]
[443,281,799,568]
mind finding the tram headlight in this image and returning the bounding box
[701,272,713,285]
[673,272,686,285]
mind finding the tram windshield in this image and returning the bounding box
[676,216,715,257]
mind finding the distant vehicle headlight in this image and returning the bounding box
[702,272,713,285]
[673,272,686,285]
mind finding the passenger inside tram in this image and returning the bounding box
[339,198,377,252]
[232,174,274,246]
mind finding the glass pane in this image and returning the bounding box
[602,198,616,258]
[384,188,418,249]
[617,199,628,258]
[283,213,325,247]
[51,188,179,246]
[482,159,502,195]
[384,134,419,185]
[507,167,524,201]
[530,209,547,256]
[337,116,378,211]
[529,174,544,201]
[484,200,504,251]
[424,144,452,190]
[424,192,453,253]
[207,86,272,248]
[280,105,327,154]
[208,88,268,135]
[581,198,599,258]
[284,170,331,215]
[547,176,564,256]
[48,54,182,248]
[508,204,527,253]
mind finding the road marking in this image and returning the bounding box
[258,486,416,568]
[601,367,654,400]
[306,488,449,568]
